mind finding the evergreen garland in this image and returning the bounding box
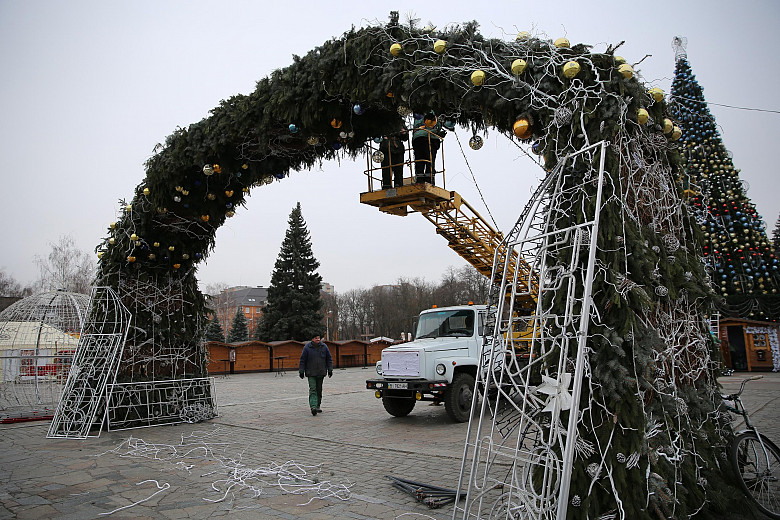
[91,14,743,517]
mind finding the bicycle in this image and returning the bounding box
[721,375,780,518]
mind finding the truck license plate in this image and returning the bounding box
[388,382,408,389]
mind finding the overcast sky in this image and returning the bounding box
[1,0,778,295]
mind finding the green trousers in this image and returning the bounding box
[307,376,324,409]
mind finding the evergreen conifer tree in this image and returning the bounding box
[773,215,780,252]
[226,310,249,343]
[670,38,780,319]
[256,203,323,341]
[204,316,225,342]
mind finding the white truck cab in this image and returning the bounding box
[366,304,486,422]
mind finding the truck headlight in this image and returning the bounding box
[376,362,383,375]
[436,363,446,376]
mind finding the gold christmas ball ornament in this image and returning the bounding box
[207,193,216,200]
[226,210,235,217]
[148,253,156,260]
[225,190,234,197]
[97,251,104,259]
[662,118,674,134]
[130,233,139,241]
[471,70,486,86]
[181,189,189,196]
[330,118,342,129]
[649,87,664,102]
[241,163,248,170]
[201,215,210,222]
[511,59,527,75]
[469,135,484,150]
[637,108,649,125]
[127,256,136,263]
[213,164,222,174]
[153,242,160,248]
[143,187,150,196]
[390,43,402,56]
[554,37,570,49]
[515,31,531,41]
[173,263,181,269]
[182,253,190,260]
[434,39,446,54]
[108,238,116,245]
[168,246,175,252]
[562,61,581,79]
[513,116,533,139]
[307,136,319,146]
[125,204,132,211]
[109,221,117,229]
[671,126,682,140]
[618,63,634,79]
[175,186,183,192]
[614,55,626,64]
[203,164,214,176]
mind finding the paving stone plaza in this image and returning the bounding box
[1,368,778,519]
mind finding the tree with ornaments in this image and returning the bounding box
[255,203,323,342]
[773,215,780,252]
[669,37,780,320]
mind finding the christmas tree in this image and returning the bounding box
[773,215,780,251]
[669,37,780,319]
[226,310,249,343]
[255,203,323,341]
[204,316,225,342]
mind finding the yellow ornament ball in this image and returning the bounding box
[662,118,674,134]
[515,31,531,41]
[511,59,527,75]
[649,87,664,102]
[173,263,181,269]
[226,210,235,218]
[563,61,581,79]
[637,108,649,125]
[331,118,342,129]
[225,190,234,197]
[109,221,117,229]
[148,253,156,260]
[242,163,248,170]
[125,204,132,211]
[614,56,626,64]
[97,251,104,259]
[130,233,139,241]
[108,238,116,245]
[207,193,216,200]
[471,70,486,86]
[434,39,446,54]
[153,242,160,248]
[182,254,190,260]
[168,246,175,252]
[143,187,150,196]
[201,215,210,222]
[390,43,402,56]
[671,126,682,140]
[618,63,634,79]
[513,118,532,139]
[127,256,136,263]
[554,37,570,48]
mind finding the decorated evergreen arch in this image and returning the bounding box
[91,14,740,519]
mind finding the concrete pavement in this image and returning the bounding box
[0,368,777,519]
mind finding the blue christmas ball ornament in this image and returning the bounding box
[532,141,542,154]
[289,123,299,133]
[226,203,233,209]
[353,104,365,115]
[194,180,201,186]
[195,253,202,259]
[275,172,286,179]
[333,142,342,150]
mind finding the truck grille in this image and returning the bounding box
[382,350,420,377]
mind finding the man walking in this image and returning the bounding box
[299,334,333,416]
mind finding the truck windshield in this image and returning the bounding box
[416,309,475,339]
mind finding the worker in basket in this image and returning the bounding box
[412,112,454,185]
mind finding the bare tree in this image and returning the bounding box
[202,282,232,335]
[0,268,32,297]
[34,235,95,294]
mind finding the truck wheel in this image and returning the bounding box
[382,395,416,417]
[445,373,475,423]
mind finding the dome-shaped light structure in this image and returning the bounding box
[0,290,89,421]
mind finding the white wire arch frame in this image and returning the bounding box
[454,140,608,520]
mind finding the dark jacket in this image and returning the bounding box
[299,341,333,377]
